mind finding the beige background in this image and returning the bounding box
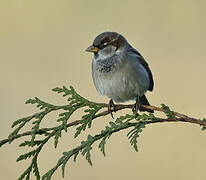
[1,0,206,179]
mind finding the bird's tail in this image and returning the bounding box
[139,95,154,113]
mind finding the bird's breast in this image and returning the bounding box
[92,57,150,102]
[93,54,120,73]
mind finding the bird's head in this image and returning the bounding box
[86,32,127,59]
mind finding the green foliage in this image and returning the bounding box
[1,86,205,180]
[26,97,55,110]
[19,140,43,147]
[161,104,176,118]
[17,149,38,162]
[98,135,108,156]
[201,118,206,130]
[9,115,35,142]
[4,86,107,180]
[127,122,146,152]
[42,113,138,179]
[18,164,33,180]
[74,106,102,138]
[53,86,106,146]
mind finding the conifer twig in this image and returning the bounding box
[1,104,205,148]
[0,86,205,180]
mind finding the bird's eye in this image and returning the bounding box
[99,42,109,49]
[103,42,108,46]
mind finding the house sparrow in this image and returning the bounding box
[86,32,154,117]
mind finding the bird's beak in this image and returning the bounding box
[85,45,99,53]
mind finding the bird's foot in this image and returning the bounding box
[132,98,154,115]
[108,99,116,119]
[132,100,142,117]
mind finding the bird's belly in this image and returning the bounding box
[93,68,149,102]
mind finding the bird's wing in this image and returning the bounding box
[128,45,154,91]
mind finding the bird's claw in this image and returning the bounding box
[108,99,116,119]
[132,101,141,117]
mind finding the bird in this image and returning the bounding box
[86,32,154,117]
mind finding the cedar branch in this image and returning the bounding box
[1,104,205,147]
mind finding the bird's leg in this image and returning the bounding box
[132,97,141,117]
[108,99,116,119]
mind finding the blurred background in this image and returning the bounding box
[0,0,206,179]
